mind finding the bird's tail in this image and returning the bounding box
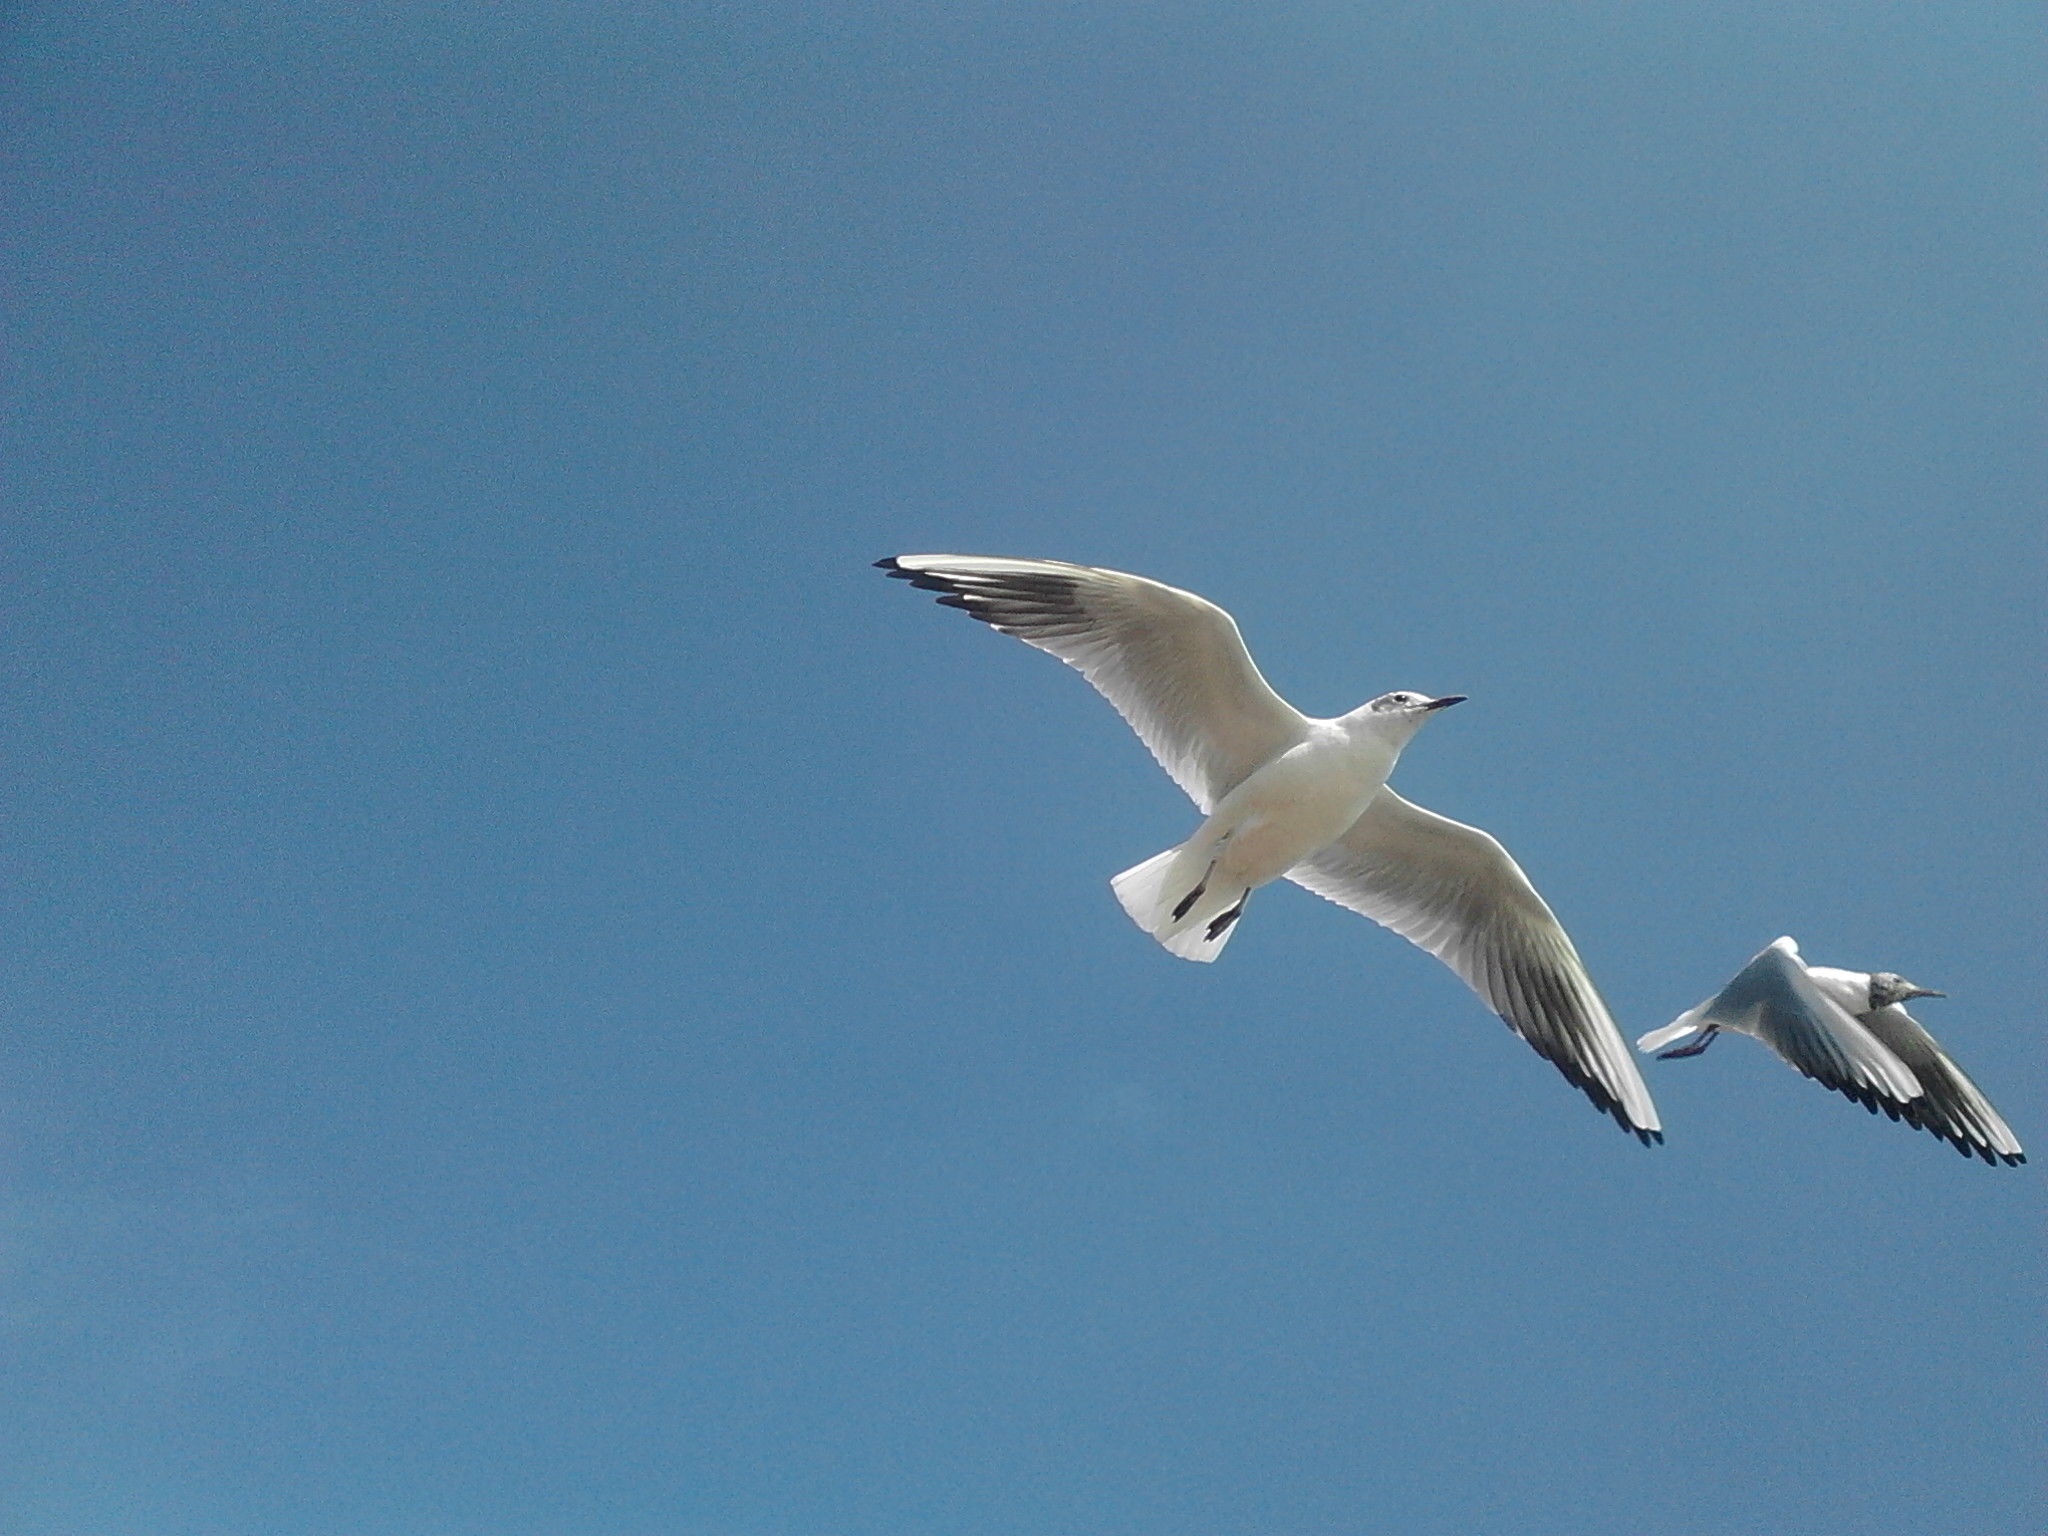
[1110,842,1250,964]
[1637,1004,1714,1055]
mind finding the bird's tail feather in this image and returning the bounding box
[1111,843,1249,964]
[1637,1004,1714,1055]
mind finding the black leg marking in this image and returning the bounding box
[1204,891,1248,943]
[1658,1028,1720,1060]
[1170,861,1217,922]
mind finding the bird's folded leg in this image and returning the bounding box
[1170,859,1218,921]
[1204,889,1249,942]
[1657,1027,1721,1060]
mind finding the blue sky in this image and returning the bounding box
[3,4,2041,1532]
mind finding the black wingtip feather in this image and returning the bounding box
[1532,1043,1658,1146]
[1550,1054,1659,1145]
[1802,1068,2028,1166]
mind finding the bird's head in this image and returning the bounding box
[1349,691,1466,742]
[1869,971,1944,1010]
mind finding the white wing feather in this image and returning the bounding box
[880,555,1307,810]
[1288,789,1662,1142]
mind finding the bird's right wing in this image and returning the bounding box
[1674,938,1925,1114]
[880,555,1308,810]
[1287,788,1662,1143]
[1857,1004,2025,1165]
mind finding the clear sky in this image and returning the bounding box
[3,4,2041,1533]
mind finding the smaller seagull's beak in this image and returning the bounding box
[1423,695,1468,711]
[1902,984,1945,1001]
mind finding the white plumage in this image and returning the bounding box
[882,554,1661,1144]
[1641,937,2023,1165]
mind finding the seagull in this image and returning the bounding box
[1638,936,2024,1165]
[880,554,1661,1144]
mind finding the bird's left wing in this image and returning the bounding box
[1858,1005,2025,1165]
[1287,789,1662,1143]
[879,555,1308,810]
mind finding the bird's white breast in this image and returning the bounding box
[1203,726,1396,888]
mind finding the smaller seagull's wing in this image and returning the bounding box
[1287,789,1662,1144]
[879,555,1308,810]
[1857,1004,2025,1165]
[1661,938,1925,1114]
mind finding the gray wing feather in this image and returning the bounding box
[1858,1005,2025,1165]
[880,555,1307,811]
[1287,789,1662,1143]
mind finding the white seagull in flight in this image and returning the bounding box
[880,554,1662,1144]
[1639,937,2024,1165]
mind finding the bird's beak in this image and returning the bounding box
[1902,984,1945,1001]
[1423,695,1468,710]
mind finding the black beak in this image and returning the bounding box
[1423,695,1468,710]
[1904,985,1945,1001]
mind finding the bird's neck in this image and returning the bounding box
[1337,709,1421,751]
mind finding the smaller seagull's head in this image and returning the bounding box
[1869,971,1944,1010]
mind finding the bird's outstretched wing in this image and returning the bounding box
[1857,1004,2025,1165]
[1648,938,1925,1115]
[1287,789,1662,1143]
[879,555,1307,810]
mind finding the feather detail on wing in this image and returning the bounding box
[1287,789,1662,1143]
[879,555,1307,811]
[1858,1004,2025,1165]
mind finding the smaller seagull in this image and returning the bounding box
[1638,937,2024,1165]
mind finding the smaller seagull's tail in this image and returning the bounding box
[1637,1004,1714,1055]
[1111,843,1250,964]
